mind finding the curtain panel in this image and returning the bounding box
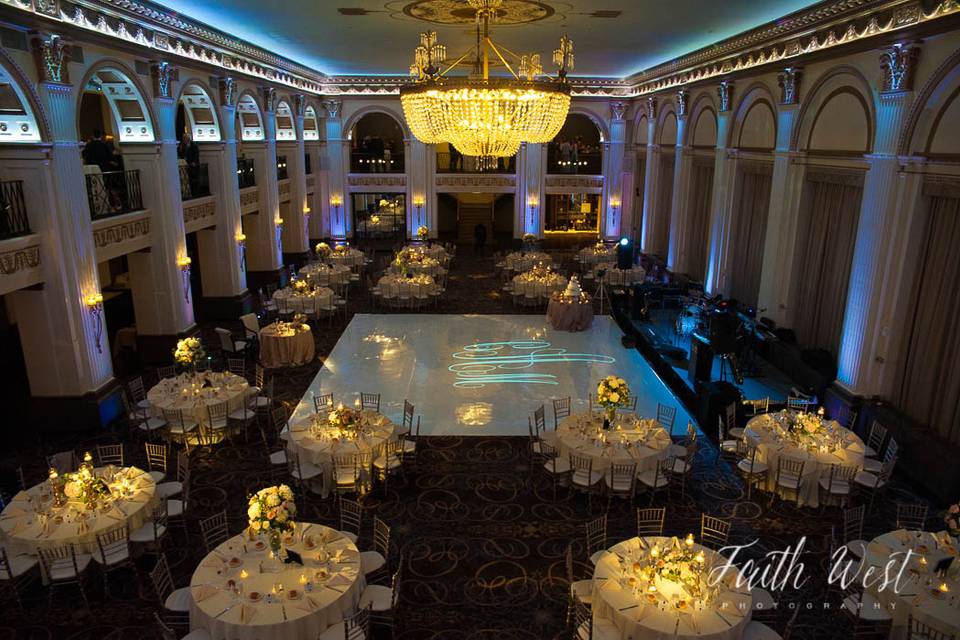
[686,158,715,281]
[788,170,864,357]
[634,157,646,243]
[727,164,773,307]
[654,151,675,259]
[895,191,960,445]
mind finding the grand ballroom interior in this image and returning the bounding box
[0,0,960,638]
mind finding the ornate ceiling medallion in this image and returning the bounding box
[402,0,553,25]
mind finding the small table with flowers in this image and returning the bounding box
[512,266,567,298]
[592,535,754,640]
[327,246,366,269]
[860,529,959,640]
[404,243,448,262]
[0,460,158,557]
[743,411,866,507]
[578,243,617,266]
[259,321,315,369]
[503,251,551,273]
[147,371,250,427]
[393,248,445,278]
[377,273,438,305]
[543,411,671,474]
[189,521,364,640]
[299,263,352,288]
[273,283,335,315]
[286,408,398,497]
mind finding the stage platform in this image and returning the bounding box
[293,314,694,436]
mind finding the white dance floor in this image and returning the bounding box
[293,314,693,436]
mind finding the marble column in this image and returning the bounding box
[195,77,251,318]
[667,91,691,272]
[8,36,118,425]
[602,102,628,240]
[704,82,736,295]
[517,142,547,237]
[305,140,323,242]
[321,100,348,238]
[406,138,435,238]
[278,94,309,262]
[244,87,283,279]
[123,62,195,361]
[640,98,661,254]
[756,105,804,324]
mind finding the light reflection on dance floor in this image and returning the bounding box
[295,314,693,436]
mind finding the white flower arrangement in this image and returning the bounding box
[416,225,429,239]
[247,484,296,535]
[328,405,361,431]
[173,337,205,368]
[596,375,631,414]
[522,232,537,244]
[315,242,331,259]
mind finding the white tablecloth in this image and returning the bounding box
[743,412,865,507]
[511,273,566,297]
[328,248,365,268]
[189,523,364,640]
[404,243,448,261]
[273,287,335,314]
[543,412,670,474]
[593,536,754,640]
[396,257,444,278]
[377,274,438,300]
[287,410,397,497]
[299,263,351,287]
[0,466,157,556]
[259,323,315,368]
[148,372,249,425]
[588,265,646,286]
[504,251,551,272]
[578,246,617,265]
[863,529,959,640]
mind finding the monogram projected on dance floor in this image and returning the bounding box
[449,340,615,388]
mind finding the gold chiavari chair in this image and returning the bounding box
[636,507,666,537]
[95,443,124,467]
[552,396,571,429]
[199,510,229,554]
[93,524,135,594]
[38,544,92,610]
[585,514,608,566]
[361,517,391,584]
[700,514,732,550]
[338,495,362,545]
[896,503,929,531]
[360,392,381,412]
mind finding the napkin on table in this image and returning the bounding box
[201,556,223,569]
[328,574,351,587]
[1,506,28,518]
[192,584,217,602]
[240,604,258,624]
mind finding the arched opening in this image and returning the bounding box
[0,62,42,145]
[174,83,219,201]
[275,101,295,181]
[236,93,262,190]
[686,101,718,281]
[349,112,404,173]
[547,113,602,174]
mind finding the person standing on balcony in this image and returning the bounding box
[82,130,112,172]
[449,144,461,171]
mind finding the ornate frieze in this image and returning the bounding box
[183,199,216,225]
[93,216,150,250]
[778,68,803,104]
[31,32,70,84]
[0,244,40,276]
[278,181,291,195]
[349,175,406,187]
[880,43,921,93]
[239,189,259,207]
[545,175,604,189]
[151,61,177,99]
[718,80,735,112]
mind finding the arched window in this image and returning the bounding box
[349,112,404,173]
[548,113,603,175]
[0,62,42,144]
[276,100,296,141]
[303,105,320,141]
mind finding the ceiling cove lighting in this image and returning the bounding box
[400,0,572,161]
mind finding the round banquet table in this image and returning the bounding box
[588,265,646,286]
[259,323,315,368]
[578,246,617,265]
[512,272,566,297]
[546,297,595,331]
[286,410,398,497]
[862,529,959,640]
[397,257,444,278]
[327,248,365,268]
[404,243,448,261]
[592,536,754,640]
[0,466,157,556]
[148,372,249,425]
[377,274,438,300]
[543,412,670,473]
[742,412,865,508]
[504,251,551,272]
[272,287,335,314]
[189,523,364,640]
[299,263,351,287]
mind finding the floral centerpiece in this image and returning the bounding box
[596,375,631,428]
[247,484,297,557]
[173,337,205,374]
[416,225,429,240]
[62,452,111,510]
[328,404,362,432]
[522,232,537,246]
[292,312,308,329]
[630,535,708,600]
[333,243,349,254]
[315,242,331,259]
[779,409,832,451]
[292,279,311,295]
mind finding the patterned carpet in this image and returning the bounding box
[0,244,939,639]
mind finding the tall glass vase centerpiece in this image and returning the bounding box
[596,375,631,430]
[173,337,205,379]
[248,485,297,562]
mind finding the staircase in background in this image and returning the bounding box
[456,196,494,244]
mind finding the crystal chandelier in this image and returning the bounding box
[400,0,573,160]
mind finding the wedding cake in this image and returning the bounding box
[563,276,583,299]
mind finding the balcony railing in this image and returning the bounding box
[277,155,288,181]
[86,170,143,220]
[0,179,30,240]
[436,152,515,174]
[350,152,404,173]
[304,152,312,175]
[179,163,211,201]
[547,151,602,175]
[237,157,256,189]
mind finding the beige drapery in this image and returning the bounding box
[634,157,646,242]
[654,151,675,258]
[788,170,864,356]
[686,159,715,281]
[895,186,960,445]
[727,164,772,307]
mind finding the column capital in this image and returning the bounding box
[322,99,342,119]
[292,93,307,117]
[676,89,689,118]
[151,61,178,100]
[879,42,922,95]
[777,67,803,105]
[717,80,734,113]
[646,96,657,119]
[610,100,628,121]
[30,31,71,84]
[217,76,238,107]
[259,86,278,113]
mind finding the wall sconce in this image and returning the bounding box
[609,197,621,229]
[176,255,192,301]
[236,231,247,270]
[412,195,425,228]
[330,195,343,226]
[527,195,539,227]
[84,291,104,354]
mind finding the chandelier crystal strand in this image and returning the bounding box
[400,1,571,159]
